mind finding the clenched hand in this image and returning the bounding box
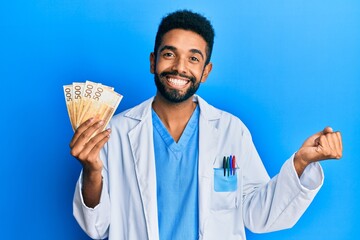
[294,127,342,177]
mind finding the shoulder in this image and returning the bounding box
[108,97,154,130]
[197,95,251,138]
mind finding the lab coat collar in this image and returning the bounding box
[125,97,155,121]
[197,95,222,121]
[124,95,222,121]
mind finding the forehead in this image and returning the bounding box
[159,29,207,54]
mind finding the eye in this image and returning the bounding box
[163,52,174,58]
[190,56,200,62]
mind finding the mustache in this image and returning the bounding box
[159,71,196,83]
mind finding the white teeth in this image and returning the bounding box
[168,78,188,86]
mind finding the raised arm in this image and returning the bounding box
[70,118,111,207]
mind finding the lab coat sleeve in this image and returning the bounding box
[241,131,324,233]
[73,146,111,239]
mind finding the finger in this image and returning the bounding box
[70,120,105,156]
[75,120,105,146]
[302,126,334,148]
[302,129,328,148]
[70,118,95,148]
[324,131,342,159]
[335,131,343,158]
[318,133,343,160]
[323,126,333,134]
[77,129,111,162]
[317,134,330,152]
[325,133,338,157]
[314,136,320,146]
[87,130,111,160]
[316,134,335,160]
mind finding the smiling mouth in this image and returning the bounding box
[167,77,189,86]
[166,76,190,88]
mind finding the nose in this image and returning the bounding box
[171,57,187,74]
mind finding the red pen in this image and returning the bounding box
[232,155,236,175]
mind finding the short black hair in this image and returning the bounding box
[154,10,215,65]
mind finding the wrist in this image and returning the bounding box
[82,167,102,183]
[81,168,103,208]
[294,151,310,177]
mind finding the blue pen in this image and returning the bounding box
[226,156,229,176]
[229,155,232,177]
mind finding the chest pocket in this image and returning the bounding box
[211,167,239,211]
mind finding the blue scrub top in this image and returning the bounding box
[152,105,200,240]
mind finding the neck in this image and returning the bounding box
[152,93,197,142]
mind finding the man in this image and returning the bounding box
[71,10,342,240]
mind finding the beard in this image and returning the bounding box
[154,70,202,103]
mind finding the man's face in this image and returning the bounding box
[150,29,212,103]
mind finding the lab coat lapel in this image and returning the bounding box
[127,98,159,240]
[197,96,220,235]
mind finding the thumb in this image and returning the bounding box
[314,127,334,144]
[297,146,323,164]
[323,126,333,134]
[302,126,333,148]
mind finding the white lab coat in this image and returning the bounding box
[73,95,323,240]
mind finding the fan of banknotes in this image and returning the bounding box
[63,80,123,131]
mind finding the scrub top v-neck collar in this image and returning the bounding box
[152,105,200,154]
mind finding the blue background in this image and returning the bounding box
[1,0,359,239]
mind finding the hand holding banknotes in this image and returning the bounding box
[64,80,123,207]
[70,118,109,173]
[70,118,109,207]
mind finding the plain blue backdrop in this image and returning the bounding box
[1,0,359,239]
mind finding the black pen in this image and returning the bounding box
[223,156,226,176]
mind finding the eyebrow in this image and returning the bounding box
[190,49,204,60]
[159,45,205,60]
[159,45,177,53]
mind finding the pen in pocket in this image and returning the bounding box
[222,155,237,176]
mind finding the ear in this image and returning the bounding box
[200,62,213,83]
[150,52,155,74]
